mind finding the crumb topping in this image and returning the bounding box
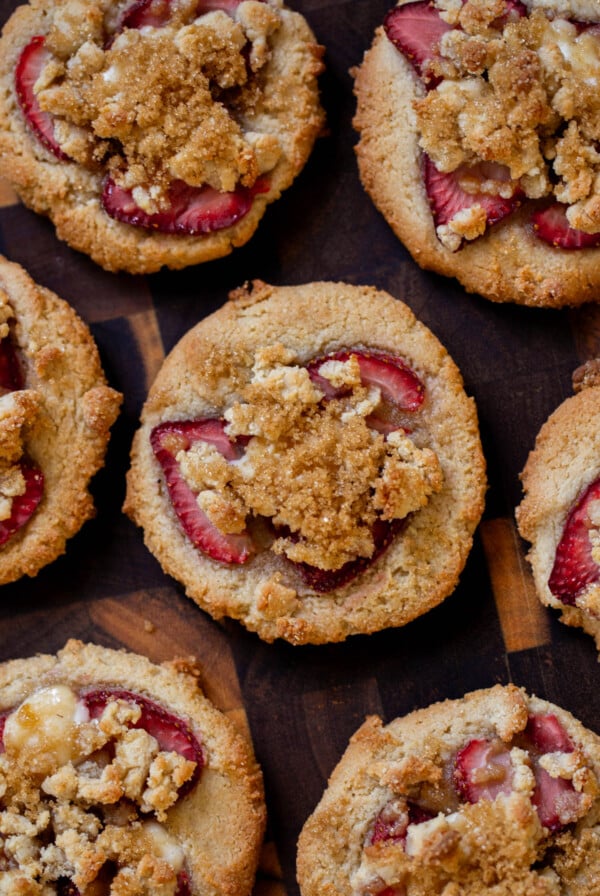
[177,345,442,571]
[414,0,600,236]
[0,685,196,894]
[33,0,284,208]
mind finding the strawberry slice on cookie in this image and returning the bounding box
[548,478,600,606]
[0,333,23,393]
[532,204,600,250]
[0,460,44,547]
[102,177,269,236]
[15,37,69,160]
[424,156,522,250]
[150,419,254,564]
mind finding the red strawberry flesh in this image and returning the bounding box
[83,687,204,781]
[307,349,425,435]
[0,460,44,547]
[102,176,269,235]
[296,517,406,592]
[524,713,574,755]
[548,477,600,605]
[116,0,242,31]
[117,0,173,29]
[371,798,435,847]
[454,738,514,803]
[15,37,69,160]
[0,333,23,393]
[151,419,254,564]
[384,1,451,86]
[532,203,600,250]
[424,155,520,244]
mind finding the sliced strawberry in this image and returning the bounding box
[15,37,69,160]
[102,176,269,235]
[196,0,242,13]
[0,334,23,393]
[524,714,574,755]
[0,460,44,547]
[0,712,7,752]
[296,517,405,592]
[371,799,410,845]
[116,0,173,29]
[83,687,204,776]
[384,1,452,86]
[454,738,514,803]
[308,350,424,409]
[515,713,583,832]
[371,798,435,846]
[151,419,254,565]
[530,766,584,832]
[531,203,600,250]
[548,477,600,606]
[424,155,520,245]
[116,0,242,31]
[176,872,192,896]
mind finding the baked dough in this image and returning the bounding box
[124,280,486,645]
[516,363,600,652]
[0,255,122,585]
[297,683,600,896]
[0,639,266,895]
[0,0,324,273]
[353,0,600,308]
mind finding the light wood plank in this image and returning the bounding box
[480,517,551,652]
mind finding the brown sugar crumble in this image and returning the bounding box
[178,344,443,571]
[0,684,195,894]
[34,0,284,209]
[415,0,600,248]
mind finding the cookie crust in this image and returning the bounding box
[124,280,486,645]
[0,639,266,896]
[353,0,600,308]
[297,684,600,896]
[0,255,122,585]
[516,381,600,651]
[0,0,324,274]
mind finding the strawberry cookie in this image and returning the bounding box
[297,684,600,896]
[516,362,600,652]
[124,280,486,645]
[0,0,324,273]
[0,639,266,895]
[0,255,121,585]
[353,0,600,308]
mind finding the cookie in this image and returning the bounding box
[0,255,122,584]
[124,280,486,645]
[297,683,600,896]
[0,0,324,274]
[0,639,266,895]
[353,0,600,308]
[516,363,600,652]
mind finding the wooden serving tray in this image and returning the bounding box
[1,1,600,893]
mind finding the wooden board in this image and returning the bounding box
[1,0,600,892]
